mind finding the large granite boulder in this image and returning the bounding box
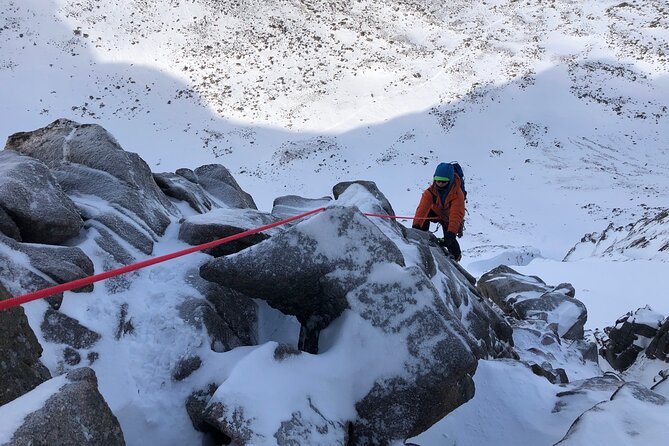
[334,182,513,360]
[201,206,406,351]
[0,367,125,445]
[0,283,51,406]
[478,265,586,340]
[179,208,279,257]
[200,204,480,444]
[153,171,213,214]
[0,233,94,309]
[5,119,177,263]
[271,195,332,221]
[193,164,257,209]
[0,150,83,244]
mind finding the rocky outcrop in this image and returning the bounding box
[178,208,278,257]
[40,309,101,350]
[478,265,586,340]
[596,306,667,371]
[271,195,332,221]
[199,190,489,444]
[0,233,94,309]
[5,119,177,266]
[0,367,125,445]
[201,206,407,352]
[178,298,244,353]
[193,164,257,209]
[0,283,51,406]
[153,171,213,214]
[0,150,83,244]
[565,209,669,261]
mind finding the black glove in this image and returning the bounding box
[442,231,462,261]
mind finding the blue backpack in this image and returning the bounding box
[451,161,467,200]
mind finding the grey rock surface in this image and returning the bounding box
[178,209,277,257]
[0,233,94,309]
[178,298,243,352]
[0,206,21,241]
[0,283,51,406]
[0,150,83,244]
[154,171,213,214]
[6,367,125,446]
[478,265,587,340]
[5,119,176,243]
[200,205,479,444]
[40,309,101,349]
[194,164,257,209]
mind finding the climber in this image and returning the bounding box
[412,162,466,261]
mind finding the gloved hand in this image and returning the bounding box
[442,231,462,261]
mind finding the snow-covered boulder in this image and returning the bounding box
[0,367,125,445]
[201,206,407,352]
[0,233,94,309]
[0,283,51,406]
[478,265,586,340]
[199,203,482,444]
[153,171,213,214]
[512,317,599,384]
[271,194,332,221]
[193,164,257,209]
[597,306,667,371]
[555,382,669,445]
[5,119,177,266]
[179,208,279,257]
[0,150,83,244]
[332,180,396,216]
[565,209,669,261]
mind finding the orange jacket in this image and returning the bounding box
[412,175,466,234]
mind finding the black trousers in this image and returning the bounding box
[416,210,448,238]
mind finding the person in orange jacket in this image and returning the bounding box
[412,162,465,261]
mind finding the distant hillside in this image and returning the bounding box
[1,0,668,257]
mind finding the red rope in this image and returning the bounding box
[0,208,432,311]
[0,207,326,311]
